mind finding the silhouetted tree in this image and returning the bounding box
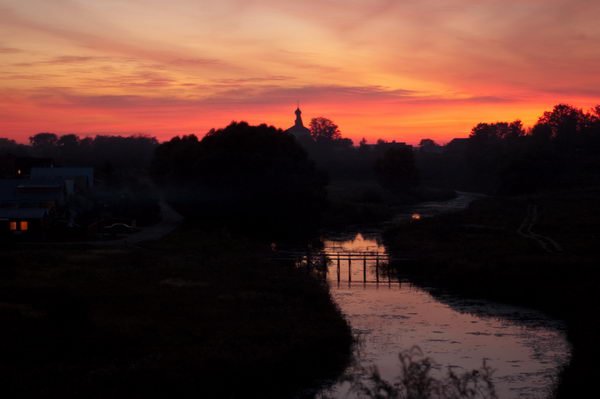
[419,138,437,147]
[310,117,341,143]
[29,133,58,148]
[418,139,442,154]
[57,134,79,147]
[465,121,525,192]
[537,104,587,143]
[7,132,157,171]
[88,135,158,170]
[375,146,418,192]
[57,134,81,164]
[0,138,28,156]
[152,122,327,234]
[29,133,59,158]
[358,138,370,155]
[469,121,524,143]
[151,134,200,185]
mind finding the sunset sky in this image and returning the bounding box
[1,0,599,144]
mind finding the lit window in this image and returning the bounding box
[9,221,17,231]
[17,169,22,175]
[20,221,28,231]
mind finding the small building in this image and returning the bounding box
[0,208,51,234]
[0,154,54,178]
[31,167,94,195]
[360,140,412,153]
[0,178,66,235]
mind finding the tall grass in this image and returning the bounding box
[323,347,497,399]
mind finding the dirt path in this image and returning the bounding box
[88,199,183,247]
[517,204,562,253]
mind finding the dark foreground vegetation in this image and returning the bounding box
[0,226,353,398]
[384,189,600,398]
[1,122,356,398]
[151,122,327,236]
[338,347,496,399]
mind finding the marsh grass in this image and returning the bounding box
[321,347,496,399]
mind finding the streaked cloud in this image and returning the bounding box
[0,0,598,143]
[0,47,23,54]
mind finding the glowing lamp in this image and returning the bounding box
[411,213,421,220]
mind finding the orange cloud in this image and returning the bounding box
[0,0,599,144]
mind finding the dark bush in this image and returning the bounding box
[152,122,327,234]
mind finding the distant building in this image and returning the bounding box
[1,167,94,236]
[360,140,412,153]
[0,154,54,178]
[376,140,411,151]
[0,178,66,235]
[31,167,94,195]
[285,107,312,139]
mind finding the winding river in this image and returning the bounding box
[317,193,571,398]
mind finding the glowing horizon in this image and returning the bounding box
[1,0,599,145]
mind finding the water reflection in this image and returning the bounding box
[316,232,570,399]
[280,192,570,398]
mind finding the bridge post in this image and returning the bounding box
[337,254,340,283]
[348,257,352,283]
[363,255,367,282]
[375,254,379,284]
[388,259,392,287]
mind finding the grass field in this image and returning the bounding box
[0,225,353,398]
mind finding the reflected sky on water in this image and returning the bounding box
[320,232,570,399]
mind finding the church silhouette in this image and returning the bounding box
[285,106,311,139]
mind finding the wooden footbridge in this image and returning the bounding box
[271,250,412,284]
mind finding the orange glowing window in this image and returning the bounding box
[9,221,17,231]
[20,221,28,231]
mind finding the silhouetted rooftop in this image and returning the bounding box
[286,106,311,138]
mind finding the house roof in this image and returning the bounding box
[31,167,94,186]
[0,179,26,198]
[0,179,65,202]
[0,207,49,220]
[17,177,64,188]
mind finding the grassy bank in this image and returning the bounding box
[383,188,600,397]
[324,179,456,228]
[0,226,353,398]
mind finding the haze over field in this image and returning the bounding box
[1,0,599,143]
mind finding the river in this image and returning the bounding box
[315,193,571,398]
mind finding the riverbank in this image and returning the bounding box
[383,188,600,397]
[324,179,456,228]
[0,225,353,398]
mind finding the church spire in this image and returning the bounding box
[285,103,311,138]
[294,104,304,127]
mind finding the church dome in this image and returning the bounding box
[286,106,311,138]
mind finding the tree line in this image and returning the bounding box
[0,133,158,173]
[418,103,600,194]
[3,103,595,231]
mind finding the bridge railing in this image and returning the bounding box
[271,250,411,284]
